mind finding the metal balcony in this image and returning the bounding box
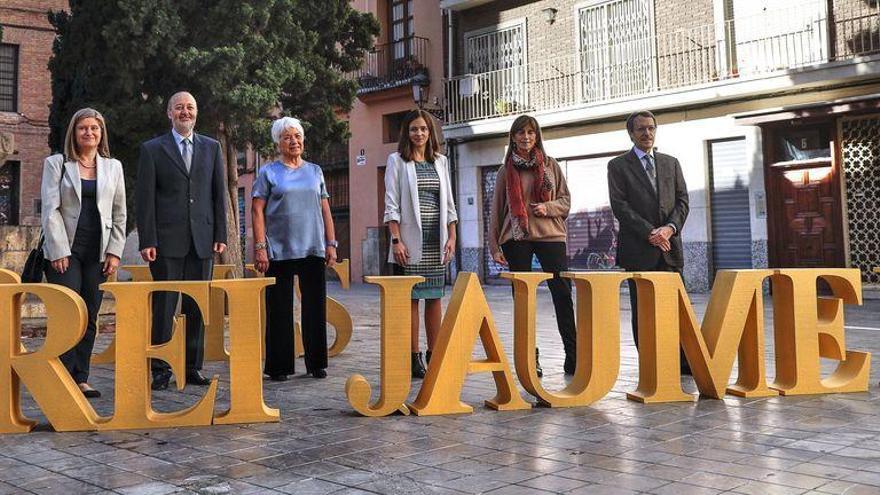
[349,36,430,95]
[444,2,880,125]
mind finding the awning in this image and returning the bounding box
[733,93,880,125]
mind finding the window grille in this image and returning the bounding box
[578,0,655,101]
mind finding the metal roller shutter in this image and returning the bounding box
[709,138,753,271]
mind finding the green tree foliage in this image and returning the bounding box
[48,0,378,267]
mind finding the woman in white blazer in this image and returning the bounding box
[41,108,126,398]
[383,109,457,379]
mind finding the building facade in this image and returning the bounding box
[0,0,67,228]
[442,0,880,292]
[347,0,448,282]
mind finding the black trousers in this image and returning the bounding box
[501,241,576,357]
[44,246,105,383]
[149,244,212,375]
[265,256,327,375]
[626,259,690,373]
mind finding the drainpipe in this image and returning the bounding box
[446,8,454,79]
[448,139,462,276]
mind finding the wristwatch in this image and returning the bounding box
[254,241,268,250]
[391,237,400,245]
[327,240,339,248]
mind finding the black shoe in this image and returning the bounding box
[268,374,288,382]
[309,369,327,379]
[151,371,171,391]
[78,383,101,398]
[412,352,426,379]
[186,370,211,386]
[425,350,432,365]
[564,353,576,376]
[535,348,543,378]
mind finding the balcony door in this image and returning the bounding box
[465,22,527,116]
[578,0,655,102]
[389,0,414,77]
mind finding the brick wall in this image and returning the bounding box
[0,225,40,273]
[1,1,68,227]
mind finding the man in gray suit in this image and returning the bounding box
[136,91,227,390]
[607,110,690,373]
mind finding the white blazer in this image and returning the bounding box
[40,154,127,262]
[383,152,458,265]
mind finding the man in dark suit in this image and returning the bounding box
[136,91,227,390]
[607,110,690,372]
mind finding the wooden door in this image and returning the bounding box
[769,163,844,268]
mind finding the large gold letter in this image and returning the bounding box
[627,270,778,402]
[626,273,694,403]
[100,281,218,430]
[212,278,279,424]
[295,260,353,357]
[770,269,870,395]
[0,269,20,284]
[408,273,531,415]
[679,270,776,398]
[346,275,420,417]
[0,282,103,432]
[95,265,237,364]
[204,265,237,362]
[502,272,629,407]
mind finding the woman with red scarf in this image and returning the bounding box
[489,115,574,378]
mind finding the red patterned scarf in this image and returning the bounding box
[506,148,551,240]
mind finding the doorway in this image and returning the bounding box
[765,123,845,269]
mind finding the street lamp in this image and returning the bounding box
[412,72,430,109]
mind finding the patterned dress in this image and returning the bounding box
[405,161,445,299]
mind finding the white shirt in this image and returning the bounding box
[632,146,655,179]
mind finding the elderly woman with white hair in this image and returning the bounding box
[252,116,337,380]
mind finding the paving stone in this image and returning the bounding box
[731,480,808,495]
[275,478,347,495]
[649,482,724,494]
[115,481,183,495]
[516,473,589,492]
[567,484,641,495]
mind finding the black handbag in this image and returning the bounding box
[20,237,46,283]
[21,165,65,283]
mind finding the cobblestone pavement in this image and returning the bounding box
[3,281,880,495]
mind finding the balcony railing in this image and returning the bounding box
[349,36,430,95]
[445,3,880,125]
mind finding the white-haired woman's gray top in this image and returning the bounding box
[252,160,329,260]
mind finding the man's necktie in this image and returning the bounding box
[643,154,656,191]
[182,139,192,173]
